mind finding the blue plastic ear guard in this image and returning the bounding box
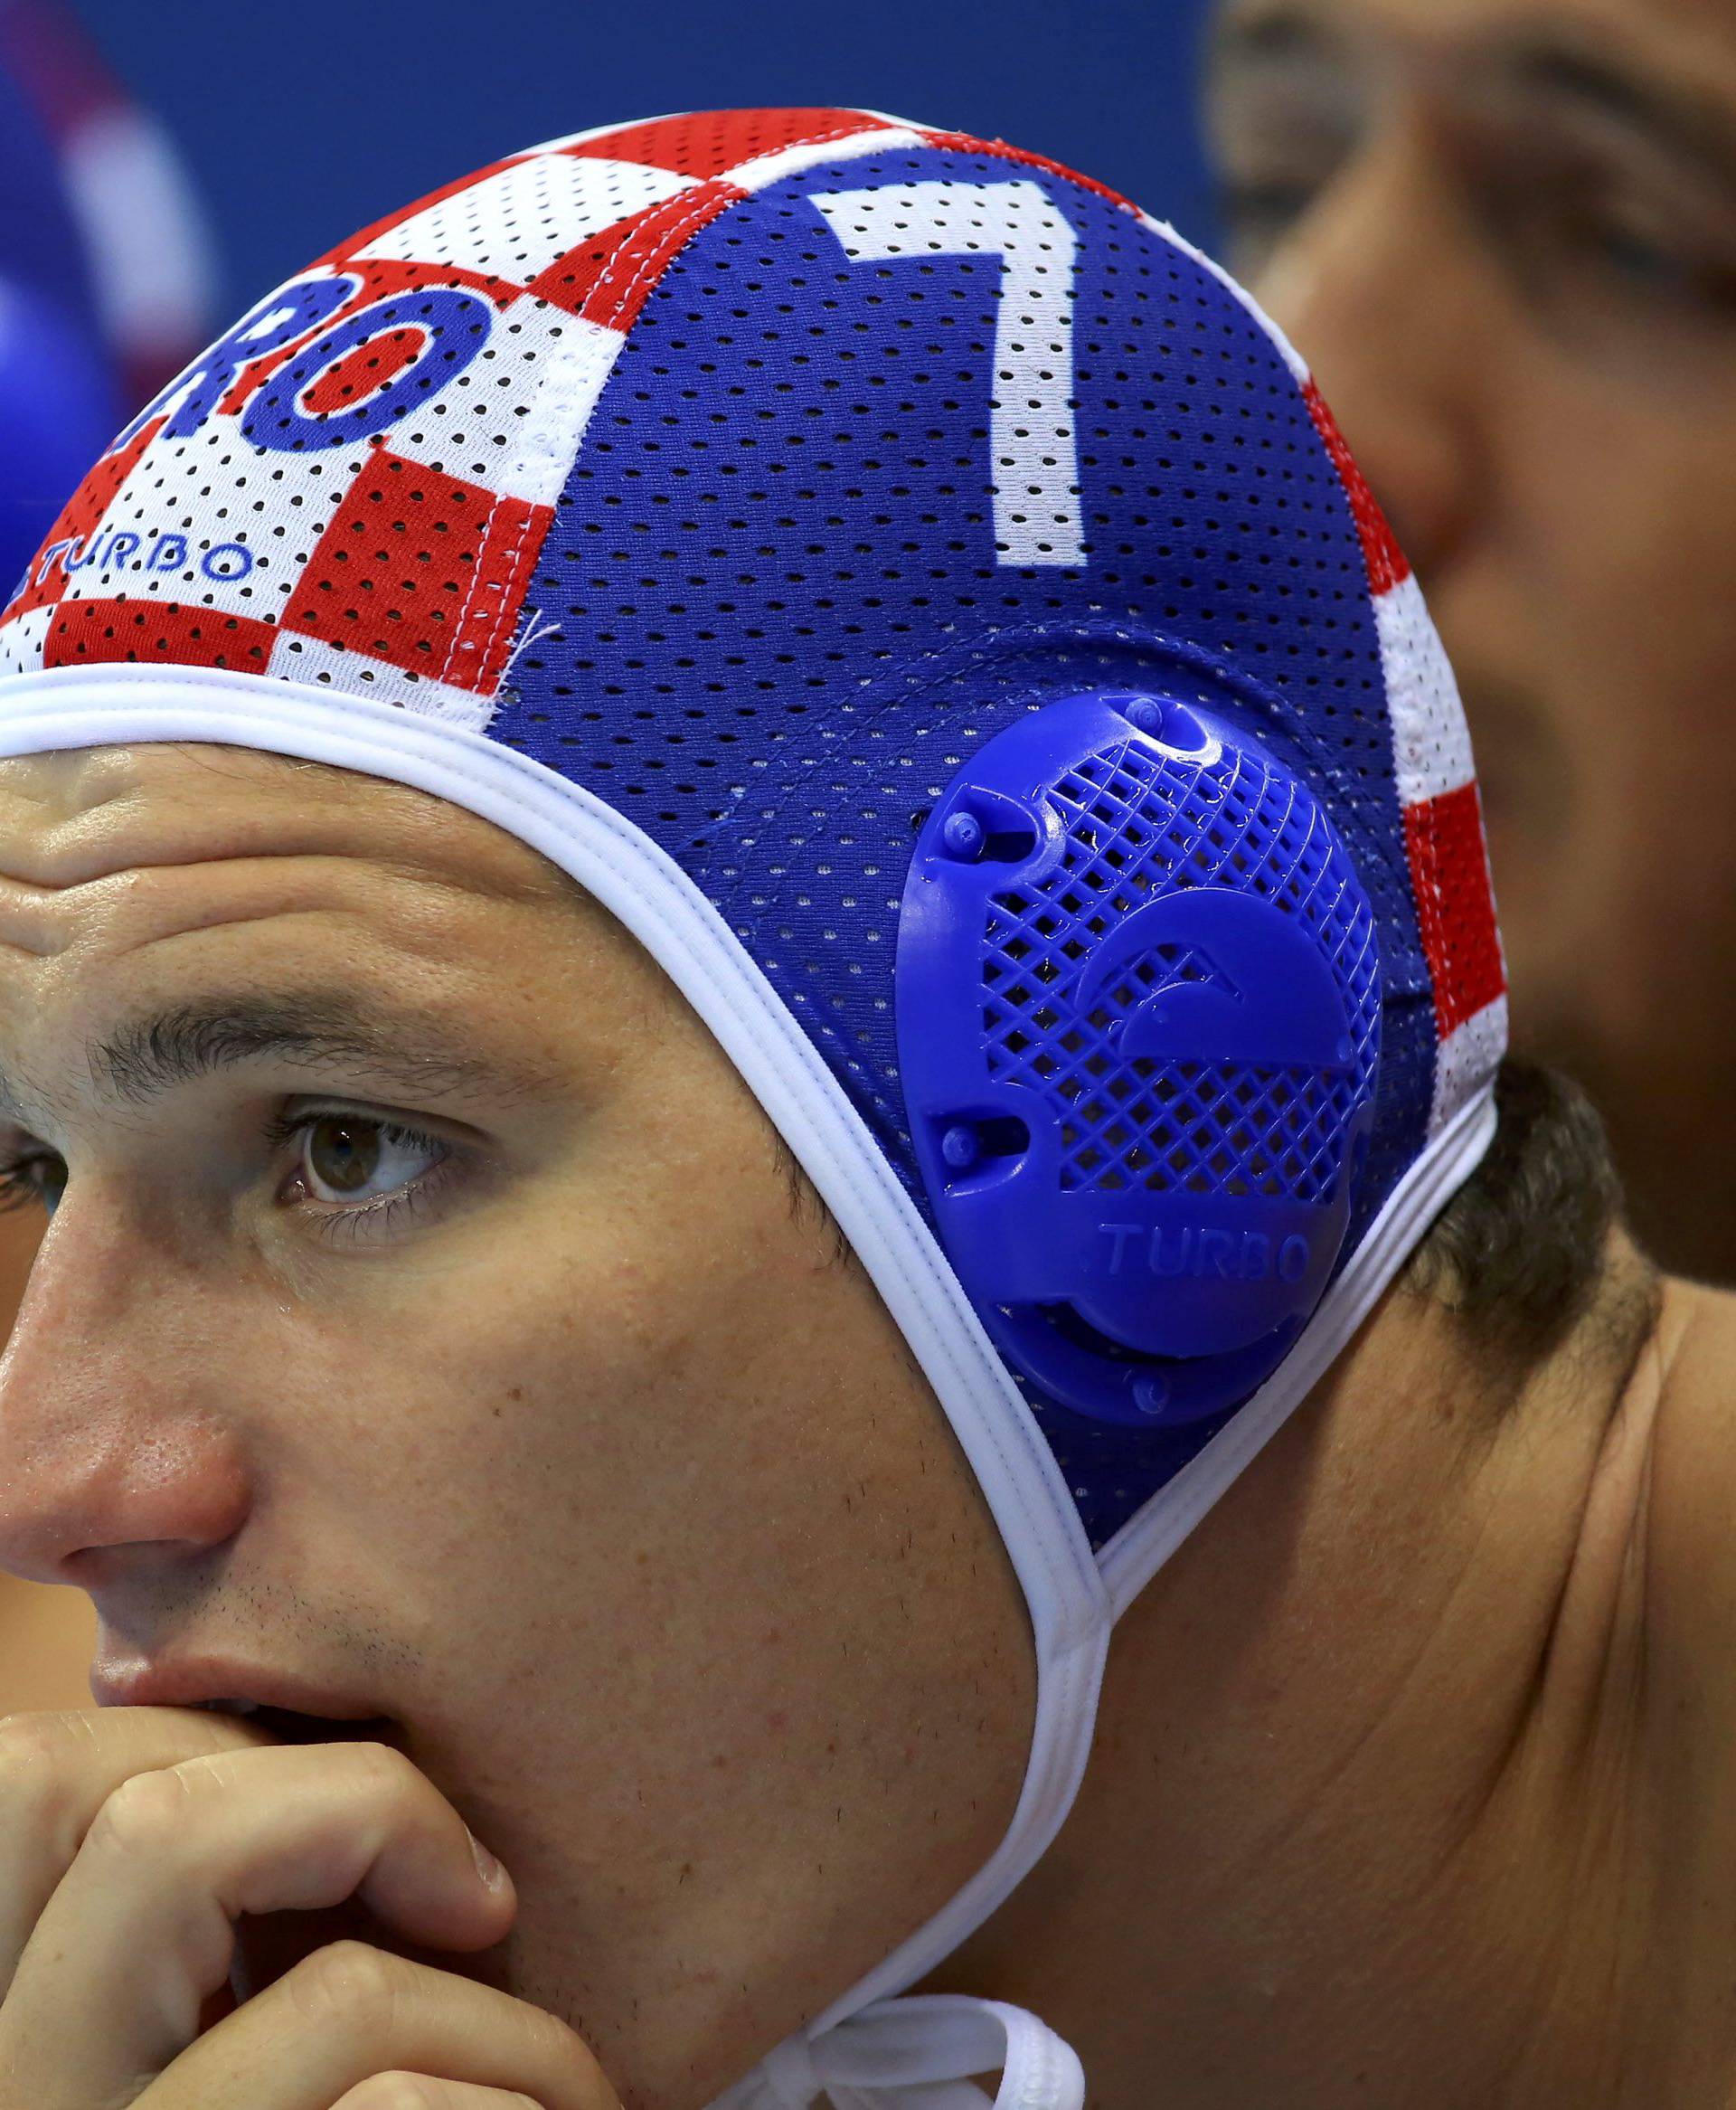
[895,692,1382,1429]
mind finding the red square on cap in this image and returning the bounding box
[41,598,277,673]
[3,417,164,624]
[281,451,551,693]
[528,180,743,326]
[564,109,882,180]
[1405,781,1508,1038]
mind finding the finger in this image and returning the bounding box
[0,1739,515,2105]
[0,1705,275,1996]
[142,1943,618,2110]
[330,2081,545,2110]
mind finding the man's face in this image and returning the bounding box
[0,743,1033,2105]
[1208,0,1736,1277]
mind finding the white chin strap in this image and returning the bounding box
[711,1994,1085,2110]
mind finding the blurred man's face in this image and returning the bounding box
[0,743,1032,2105]
[1208,0,1736,1278]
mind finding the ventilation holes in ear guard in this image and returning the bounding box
[895,691,1382,1428]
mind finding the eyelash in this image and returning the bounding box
[0,1108,461,1246]
[261,1108,456,1244]
[0,1155,57,1216]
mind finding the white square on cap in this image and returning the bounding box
[357,154,698,285]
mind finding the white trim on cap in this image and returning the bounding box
[0,660,1111,2030]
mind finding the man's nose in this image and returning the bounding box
[1249,118,1498,581]
[0,1196,251,1586]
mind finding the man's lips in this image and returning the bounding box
[90,1658,405,1746]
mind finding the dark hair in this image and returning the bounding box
[1399,1057,1656,1378]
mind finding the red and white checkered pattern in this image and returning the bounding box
[1146,201,1505,1139]
[0,107,928,729]
[1300,381,1508,1133]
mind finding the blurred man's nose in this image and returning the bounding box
[1249,118,1493,579]
[0,1196,251,1586]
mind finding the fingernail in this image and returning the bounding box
[468,1829,509,1889]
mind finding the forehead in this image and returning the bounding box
[0,742,560,895]
[0,743,622,1081]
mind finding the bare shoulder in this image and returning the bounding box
[1611,1274,1736,2101]
[1627,1275,1736,2082]
[1646,1277,1736,1672]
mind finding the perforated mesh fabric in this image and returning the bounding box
[0,108,1507,1549]
[980,737,1379,1206]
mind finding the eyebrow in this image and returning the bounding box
[1212,5,1736,191]
[1501,40,1736,191]
[1209,3,1341,70]
[0,991,557,1124]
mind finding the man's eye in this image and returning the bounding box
[1574,203,1732,302]
[1477,139,1736,330]
[1219,177,1319,241]
[0,1151,66,1218]
[292,1116,447,1206]
[1215,176,1325,278]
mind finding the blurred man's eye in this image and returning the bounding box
[1208,96,1353,278]
[1551,182,1736,311]
[1575,206,1736,307]
[1216,175,1327,278]
[1472,134,1736,342]
[0,1150,65,1220]
[1206,22,1363,279]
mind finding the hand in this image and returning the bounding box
[0,1707,623,2110]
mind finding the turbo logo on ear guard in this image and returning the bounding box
[896,692,1382,1429]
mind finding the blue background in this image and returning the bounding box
[66,0,1216,312]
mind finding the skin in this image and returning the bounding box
[1204,0,1736,1283]
[2,743,1735,2106]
